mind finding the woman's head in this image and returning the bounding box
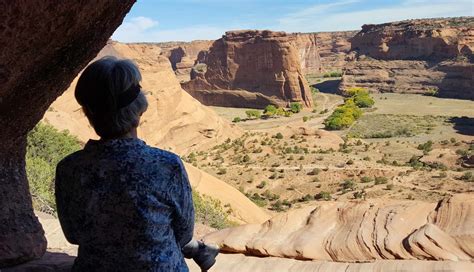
[75,56,148,139]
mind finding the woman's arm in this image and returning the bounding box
[169,158,195,248]
[55,161,80,245]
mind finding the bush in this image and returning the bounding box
[341,179,356,190]
[245,110,262,119]
[232,117,241,123]
[417,141,433,153]
[263,105,278,117]
[374,176,388,185]
[290,102,303,113]
[303,116,309,122]
[460,172,473,182]
[324,100,363,130]
[193,190,234,229]
[315,191,331,201]
[275,132,284,139]
[256,181,267,189]
[217,168,227,175]
[26,123,82,214]
[360,176,372,183]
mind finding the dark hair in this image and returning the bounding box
[75,56,148,138]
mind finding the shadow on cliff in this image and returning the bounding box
[313,79,341,94]
[448,117,474,136]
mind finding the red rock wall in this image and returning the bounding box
[341,17,474,99]
[294,31,356,74]
[181,30,313,108]
[0,1,134,266]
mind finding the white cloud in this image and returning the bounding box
[112,16,229,42]
[276,0,473,33]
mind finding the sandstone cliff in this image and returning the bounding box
[45,41,242,155]
[341,17,474,99]
[294,31,356,74]
[181,30,313,109]
[202,194,474,268]
[158,40,213,82]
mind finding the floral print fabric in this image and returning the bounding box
[55,138,194,271]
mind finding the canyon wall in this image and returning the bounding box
[341,17,474,98]
[294,31,356,74]
[0,1,135,267]
[158,40,213,82]
[181,30,313,109]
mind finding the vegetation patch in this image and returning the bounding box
[26,122,82,215]
[193,190,235,229]
[324,87,373,130]
[347,114,447,138]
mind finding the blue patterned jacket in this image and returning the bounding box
[55,138,194,271]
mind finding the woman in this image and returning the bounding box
[55,57,215,271]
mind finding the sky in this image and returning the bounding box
[112,0,473,42]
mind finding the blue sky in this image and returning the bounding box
[112,0,473,42]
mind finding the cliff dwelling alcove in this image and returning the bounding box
[0,1,135,267]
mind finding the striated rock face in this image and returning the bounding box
[351,17,474,60]
[294,31,356,74]
[45,41,243,155]
[0,1,134,267]
[203,194,474,263]
[341,17,474,99]
[181,30,313,109]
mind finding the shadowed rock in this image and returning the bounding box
[0,1,135,266]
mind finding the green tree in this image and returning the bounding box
[290,102,303,113]
[245,110,262,119]
[263,105,278,117]
[26,123,82,214]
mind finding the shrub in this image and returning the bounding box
[374,176,388,185]
[460,172,473,182]
[217,168,227,175]
[417,141,433,153]
[248,193,267,207]
[275,132,284,139]
[242,154,250,163]
[26,123,82,214]
[193,190,234,229]
[290,102,303,113]
[303,116,309,122]
[341,179,356,190]
[245,110,262,119]
[263,105,278,117]
[315,191,331,201]
[360,176,372,183]
[232,117,241,123]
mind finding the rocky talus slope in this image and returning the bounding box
[181,30,313,109]
[341,17,474,99]
[200,194,473,271]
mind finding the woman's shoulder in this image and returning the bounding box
[143,146,184,170]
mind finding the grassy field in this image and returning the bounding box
[370,93,474,117]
